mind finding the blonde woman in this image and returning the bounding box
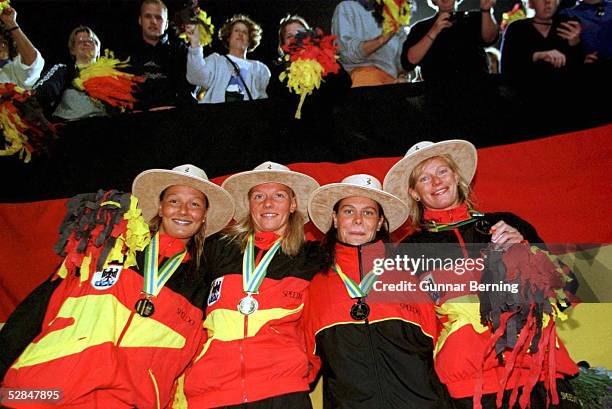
[182,161,324,409]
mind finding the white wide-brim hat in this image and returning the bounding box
[221,161,320,223]
[132,164,235,237]
[309,174,409,233]
[383,140,477,203]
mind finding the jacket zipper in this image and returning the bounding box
[148,368,161,409]
[240,315,248,402]
[359,245,385,406]
[116,311,136,346]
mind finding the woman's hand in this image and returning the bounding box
[0,7,18,29]
[557,20,581,46]
[431,12,453,37]
[490,220,524,246]
[185,23,201,48]
[533,49,567,68]
[584,51,599,64]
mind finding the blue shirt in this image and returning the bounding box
[561,0,612,60]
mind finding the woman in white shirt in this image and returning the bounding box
[185,14,271,104]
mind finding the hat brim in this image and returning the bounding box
[132,169,235,237]
[221,169,320,224]
[308,184,409,233]
[383,140,477,203]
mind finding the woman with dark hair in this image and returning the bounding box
[303,174,449,409]
[501,0,583,84]
[186,14,270,103]
[383,140,580,408]
[0,164,235,408]
[34,25,107,120]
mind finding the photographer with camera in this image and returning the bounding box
[500,0,583,84]
[401,0,499,82]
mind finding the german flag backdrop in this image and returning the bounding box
[1,115,611,378]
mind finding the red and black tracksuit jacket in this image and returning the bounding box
[181,232,325,409]
[303,240,451,409]
[0,235,206,409]
[402,205,579,405]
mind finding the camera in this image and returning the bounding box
[448,11,470,22]
[552,14,580,31]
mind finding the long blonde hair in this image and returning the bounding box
[223,210,305,257]
[407,154,475,227]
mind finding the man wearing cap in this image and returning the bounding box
[303,174,450,409]
[0,6,44,88]
[0,164,234,409]
[180,161,325,409]
[383,140,580,408]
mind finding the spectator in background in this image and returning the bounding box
[0,6,44,88]
[332,0,410,87]
[485,46,501,72]
[186,14,270,103]
[501,0,583,83]
[267,14,310,99]
[267,14,351,107]
[401,0,499,82]
[560,0,612,66]
[34,26,107,121]
[121,0,192,110]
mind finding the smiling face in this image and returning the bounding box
[409,156,461,211]
[70,30,99,64]
[158,185,207,243]
[333,196,384,246]
[248,182,297,235]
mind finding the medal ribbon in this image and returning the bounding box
[333,263,378,299]
[142,232,187,297]
[422,210,485,232]
[242,234,282,294]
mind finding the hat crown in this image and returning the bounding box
[253,161,289,172]
[405,141,434,157]
[172,164,209,180]
[341,174,383,190]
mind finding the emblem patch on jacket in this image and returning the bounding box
[91,264,123,290]
[208,277,224,306]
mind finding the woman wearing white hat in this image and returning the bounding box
[384,140,580,408]
[181,161,324,409]
[0,164,234,409]
[304,174,450,409]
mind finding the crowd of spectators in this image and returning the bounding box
[0,0,610,122]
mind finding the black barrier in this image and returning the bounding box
[3,72,611,203]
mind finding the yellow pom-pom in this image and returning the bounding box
[0,0,10,14]
[73,49,131,90]
[377,0,411,35]
[280,59,325,119]
[0,105,31,162]
[179,10,215,48]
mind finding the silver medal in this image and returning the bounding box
[237,294,258,315]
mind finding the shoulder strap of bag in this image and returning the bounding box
[223,54,254,101]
